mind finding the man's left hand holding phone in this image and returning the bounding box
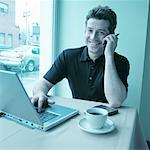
[102,33,119,56]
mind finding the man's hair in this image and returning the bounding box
[85,5,117,34]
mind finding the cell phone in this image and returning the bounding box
[103,33,119,48]
[93,104,119,116]
[0,112,5,117]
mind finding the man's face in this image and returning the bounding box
[85,18,110,56]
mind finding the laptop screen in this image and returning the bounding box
[0,70,42,125]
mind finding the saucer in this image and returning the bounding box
[78,118,115,134]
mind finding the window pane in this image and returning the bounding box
[16,0,40,95]
[0,0,54,96]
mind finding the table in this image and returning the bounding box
[0,96,148,150]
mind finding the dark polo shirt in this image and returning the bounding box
[44,46,130,103]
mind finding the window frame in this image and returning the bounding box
[39,0,55,77]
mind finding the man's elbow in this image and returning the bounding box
[109,96,127,108]
[109,101,122,108]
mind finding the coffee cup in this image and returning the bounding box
[85,108,108,129]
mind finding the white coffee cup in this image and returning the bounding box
[85,108,108,129]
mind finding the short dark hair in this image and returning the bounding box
[85,5,117,34]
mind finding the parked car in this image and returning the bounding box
[0,45,40,72]
[0,46,11,52]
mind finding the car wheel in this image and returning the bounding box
[25,61,35,72]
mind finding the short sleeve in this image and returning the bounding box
[115,54,130,91]
[43,51,67,85]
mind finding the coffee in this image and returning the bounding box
[89,112,102,115]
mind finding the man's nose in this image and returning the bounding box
[90,32,97,39]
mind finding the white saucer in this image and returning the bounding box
[78,118,115,134]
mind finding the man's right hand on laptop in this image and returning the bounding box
[31,93,55,113]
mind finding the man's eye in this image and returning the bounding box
[87,29,93,33]
[97,31,106,35]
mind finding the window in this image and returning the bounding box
[0,0,54,96]
[0,2,8,13]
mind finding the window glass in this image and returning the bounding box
[0,0,54,96]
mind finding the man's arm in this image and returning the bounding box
[32,78,55,112]
[103,34,127,108]
[104,55,127,108]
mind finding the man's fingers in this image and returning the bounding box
[38,97,45,112]
[46,95,55,105]
[47,98,55,105]
[31,96,38,106]
[32,95,55,112]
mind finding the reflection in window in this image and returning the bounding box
[0,2,8,13]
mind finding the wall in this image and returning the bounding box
[53,0,150,140]
[140,1,150,141]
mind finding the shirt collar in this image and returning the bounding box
[80,46,89,62]
[80,46,105,64]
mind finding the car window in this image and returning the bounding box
[32,48,40,54]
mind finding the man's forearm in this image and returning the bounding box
[33,78,53,96]
[104,56,127,107]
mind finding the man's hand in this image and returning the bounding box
[103,34,119,57]
[31,93,55,112]
[31,78,54,112]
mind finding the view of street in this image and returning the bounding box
[0,60,39,97]
[0,0,40,96]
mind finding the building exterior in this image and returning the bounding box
[31,23,40,46]
[0,0,19,49]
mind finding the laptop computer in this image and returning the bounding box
[0,70,79,131]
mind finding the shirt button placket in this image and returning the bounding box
[91,66,94,70]
[88,62,94,85]
[89,76,92,80]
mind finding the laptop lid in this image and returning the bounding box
[0,70,79,130]
[0,70,42,125]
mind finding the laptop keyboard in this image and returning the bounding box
[38,111,59,123]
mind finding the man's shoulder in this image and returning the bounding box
[114,52,129,64]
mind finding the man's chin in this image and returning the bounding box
[88,45,99,50]
[88,46,104,55]
[88,45,103,51]
[88,43,103,48]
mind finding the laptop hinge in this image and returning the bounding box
[0,112,5,117]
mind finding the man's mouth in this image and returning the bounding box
[89,42,101,47]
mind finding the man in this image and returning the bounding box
[32,5,130,112]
